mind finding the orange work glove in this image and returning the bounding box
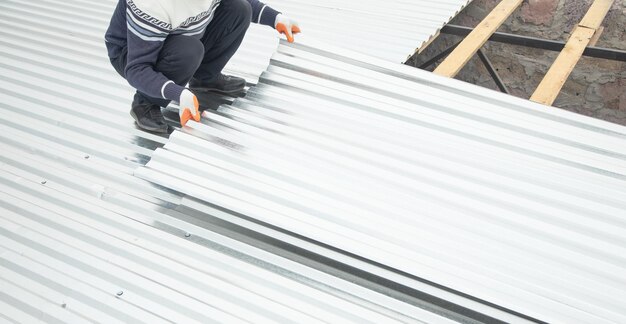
[274,14,301,43]
[178,89,200,126]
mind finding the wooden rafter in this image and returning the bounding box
[433,0,523,78]
[530,0,614,106]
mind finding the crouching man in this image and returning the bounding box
[105,0,300,133]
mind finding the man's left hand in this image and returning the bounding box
[275,14,301,43]
[179,89,201,127]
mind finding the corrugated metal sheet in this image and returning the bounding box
[232,0,474,82]
[261,0,472,63]
[0,0,477,322]
[229,0,474,83]
[0,171,442,323]
[0,0,469,84]
[138,40,626,324]
[0,168,437,323]
[5,0,469,85]
[234,0,473,81]
[6,0,468,86]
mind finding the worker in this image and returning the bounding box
[105,0,300,133]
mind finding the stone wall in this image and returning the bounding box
[407,0,626,125]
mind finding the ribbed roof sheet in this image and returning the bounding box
[262,0,471,62]
[138,40,626,324]
[231,0,473,81]
[0,0,472,86]
[0,172,433,323]
[233,0,473,82]
[228,0,473,83]
[0,0,475,322]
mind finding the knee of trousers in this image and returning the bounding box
[226,0,252,28]
[156,35,204,82]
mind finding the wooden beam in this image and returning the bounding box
[579,0,614,29]
[433,0,522,78]
[530,26,596,105]
[530,0,614,106]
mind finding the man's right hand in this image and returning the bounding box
[179,89,201,126]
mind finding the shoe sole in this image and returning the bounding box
[130,110,169,134]
[190,86,246,95]
[134,122,169,133]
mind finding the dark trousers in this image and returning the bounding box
[110,0,252,107]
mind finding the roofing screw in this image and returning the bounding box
[61,303,67,309]
[116,291,124,297]
[84,155,90,159]
[184,233,191,238]
[41,180,47,185]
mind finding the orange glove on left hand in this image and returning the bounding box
[275,14,301,43]
[178,89,201,127]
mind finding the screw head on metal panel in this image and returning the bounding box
[116,290,124,297]
[41,180,47,185]
[61,303,67,308]
[184,233,191,238]
[84,155,90,159]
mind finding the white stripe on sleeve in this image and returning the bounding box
[161,80,174,99]
[258,5,267,24]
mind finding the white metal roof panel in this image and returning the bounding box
[15,0,467,85]
[0,0,477,322]
[230,0,473,82]
[0,0,470,85]
[261,0,472,63]
[137,40,626,324]
[0,168,433,323]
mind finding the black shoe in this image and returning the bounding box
[189,74,246,95]
[130,99,168,133]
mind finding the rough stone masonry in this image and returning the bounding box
[409,0,626,125]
